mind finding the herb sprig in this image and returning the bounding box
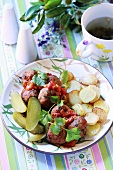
[32,72,48,86]
[49,117,81,142]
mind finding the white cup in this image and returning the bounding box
[76,3,113,62]
[16,23,37,64]
[1,3,19,44]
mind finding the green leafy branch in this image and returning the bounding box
[20,0,103,34]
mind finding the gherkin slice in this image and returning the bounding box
[26,97,41,131]
[13,112,26,129]
[10,90,27,113]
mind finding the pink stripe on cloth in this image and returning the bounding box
[63,36,73,59]
[0,119,10,170]
[92,144,105,170]
[64,155,70,170]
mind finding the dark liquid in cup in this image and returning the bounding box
[86,17,113,40]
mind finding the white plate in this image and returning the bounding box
[1,58,113,154]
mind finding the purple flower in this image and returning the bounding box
[38,42,43,47]
[41,34,45,38]
[83,40,88,45]
[42,40,47,44]
[38,40,47,47]
[45,31,49,35]
[46,37,50,40]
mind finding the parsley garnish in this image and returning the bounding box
[65,128,81,142]
[50,117,66,135]
[39,109,52,126]
[50,96,64,107]
[32,72,48,86]
[49,117,81,142]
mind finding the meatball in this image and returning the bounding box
[38,87,61,109]
[47,75,62,86]
[47,127,66,145]
[21,89,38,103]
[68,116,87,136]
[22,70,37,81]
[22,70,37,89]
[51,105,77,119]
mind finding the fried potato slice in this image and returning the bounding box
[72,103,86,116]
[81,103,93,113]
[94,99,110,113]
[85,112,99,125]
[93,107,107,123]
[79,87,96,103]
[68,71,75,81]
[88,85,100,103]
[67,80,82,92]
[86,123,101,136]
[80,74,98,85]
[68,90,82,105]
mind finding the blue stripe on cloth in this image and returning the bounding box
[50,155,57,170]
[45,154,53,170]
[61,155,67,170]
[36,152,47,170]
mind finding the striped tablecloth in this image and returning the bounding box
[0,0,113,170]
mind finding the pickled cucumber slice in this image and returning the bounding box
[28,133,46,142]
[26,97,41,131]
[10,90,27,112]
[13,112,26,129]
[30,124,44,134]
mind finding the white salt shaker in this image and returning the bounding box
[16,23,37,64]
[1,3,19,44]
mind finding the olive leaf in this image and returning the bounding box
[30,1,45,6]
[20,5,41,21]
[32,12,45,34]
[46,7,68,18]
[20,13,37,22]
[26,5,41,18]
[60,13,71,28]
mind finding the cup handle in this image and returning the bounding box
[76,38,94,58]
